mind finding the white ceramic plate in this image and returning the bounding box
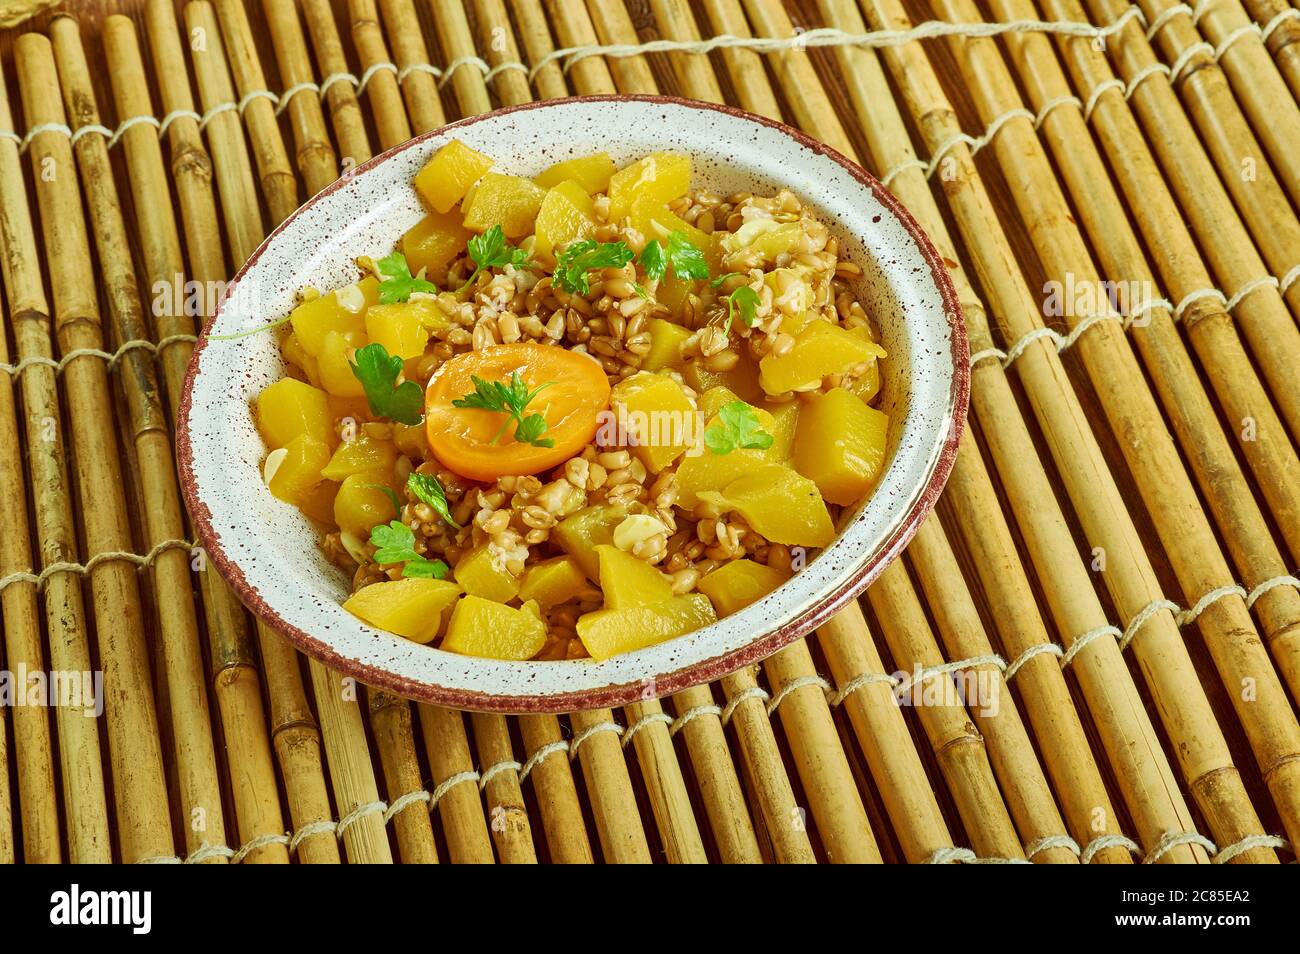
[177,96,967,712]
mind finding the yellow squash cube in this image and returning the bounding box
[697,386,742,421]
[344,577,462,643]
[267,434,331,506]
[400,209,473,281]
[792,388,888,506]
[627,196,709,250]
[762,401,799,462]
[281,331,322,386]
[442,595,547,660]
[607,153,691,221]
[610,371,697,473]
[698,559,789,615]
[654,274,696,319]
[462,172,546,238]
[704,463,834,548]
[414,139,494,214]
[595,545,672,609]
[641,318,691,372]
[576,593,716,660]
[316,330,366,398]
[519,555,589,608]
[333,473,400,537]
[298,479,339,525]
[534,152,616,194]
[553,504,632,581]
[288,278,377,356]
[676,448,765,508]
[454,544,522,603]
[759,321,887,395]
[365,300,439,360]
[256,377,334,449]
[533,179,597,259]
[683,357,763,405]
[320,433,397,485]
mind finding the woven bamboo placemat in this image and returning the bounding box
[0,0,1298,865]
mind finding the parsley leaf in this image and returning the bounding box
[451,371,556,448]
[710,271,741,289]
[666,231,710,280]
[461,224,532,291]
[553,240,635,295]
[376,251,437,304]
[722,285,761,334]
[407,472,459,528]
[362,483,402,519]
[368,520,450,579]
[638,239,667,282]
[704,400,774,456]
[350,342,424,425]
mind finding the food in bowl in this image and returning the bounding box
[249,139,889,662]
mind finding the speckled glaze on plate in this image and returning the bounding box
[177,96,968,713]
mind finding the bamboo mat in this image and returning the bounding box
[0,0,1298,865]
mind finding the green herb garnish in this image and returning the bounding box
[553,239,635,295]
[638,239,667,281]
[665,231,709,280]
[722,285,760,334]
[369,520,449,579]
[704,400,774,456]
[362,483,402,519]
[451,371,555,448]
[376,251,437,304]
[407,472,460,528]
[350,342,424,425]
[460,224,532,291]
[710,271,741,289]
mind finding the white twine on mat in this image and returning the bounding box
[1081,834,1141,863]
[721,685,770,725]
[479,759,523,789]
[826,670,901,706]
[1002,641,1065,682]
[670,703,723,735]
[1025,834,1081,859]
[1261,9,1300,44]
[621,710,674,747]
[431,770,480,806]
[519,740,568,782]
[765,674,833,716]
[1144,830,1218,863]
[1145,3,1193,38]
[0,538,196,597]
[568,719,623,760]
[1,334,200,379]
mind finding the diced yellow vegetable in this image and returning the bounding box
[553,504,631,580]
[267,434,330,506]
[610,371,697,473]
[698,559,790,615]
[316,330,366,398]
[442,595,547,660]
[641,318,691,371]
[763,267,815,314]
[288,278,378,356]
[298,479,339,525]
[762,401,799,462]
[703,463,834,547]
[655,274,696,318]
[844,326,882,402]
[697,386,742,421]
[462,172,546,238]
[676,448,765,508]
[576,593,716,660]
[759,320,887,395]
[344,577,462,643]
[627,196,709,250]
[320,433,397,485]
[454,544,521,603]
[792,388,888,506]
[327,394,371,424]
[535,152,616,194]
[400,209,473,281]
[749,222,804,262]
[533,179,597,259]
[414,139,494,214]
[595,545,672,609]
[281,332,322,387]
[519,555,589,608]
[257,377,334,449]
[333,473,398,537]
[393,421,429,459]
[365,300,440,360]
[607,152,691,222]
[683,356,763,404]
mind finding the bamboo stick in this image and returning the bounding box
[1153,0,1300,205]
[472,0,534,105]
[649,0,726,101]
[0,704,10,861]
[698,0,784,117]
[298,0,372,164]
[417,704,496,863]
[719,669,816,863]
[429,0,494,115]
[667,685,763,863]
[368,691,439,863]
[568,709,652,861]
[622,700,708,862]
[1240,0,1300,101]
[257,626,341,863]
[344,0,411,152]
[933,0,1300,856]
[50,16,230,862]
[15,31,175,864]
[584,0,658,93]
[471,711,539,863]
[512,0,569,101]
[852,0,1276,860]
[810,0,1204,861]
[263,0,338,197]
[991,0,1300,710]
[378,0,447,134]
[310,659,393,862]
[210,0,301,224]
[517,715,595,863]
[543,0,617,92]
[0,52,108,866]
